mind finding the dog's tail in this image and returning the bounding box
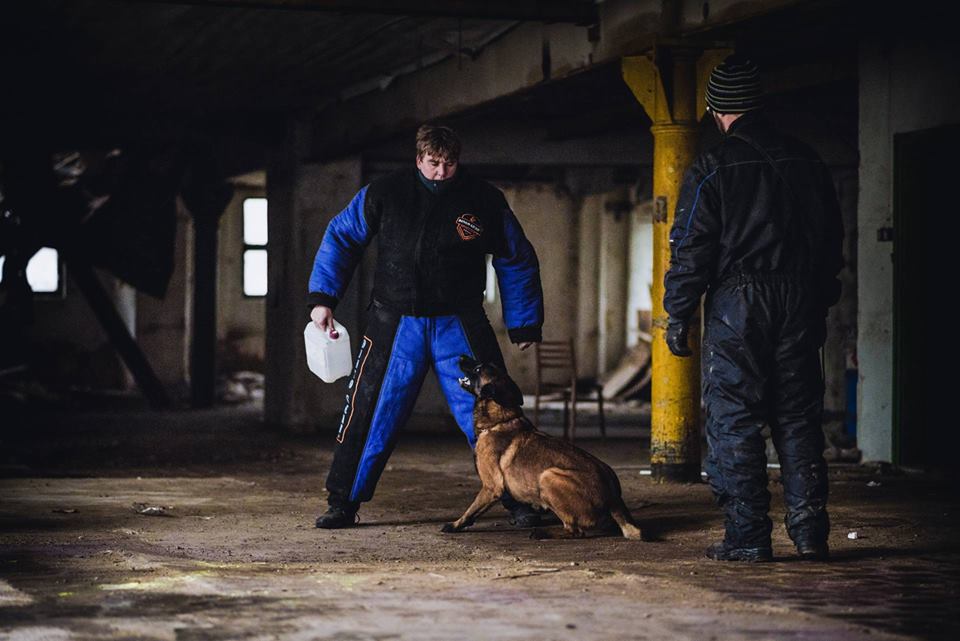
[609,498,643,540]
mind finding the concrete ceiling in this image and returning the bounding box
[1,1,596,123]
[0,0,875,172]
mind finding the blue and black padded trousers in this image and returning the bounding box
[325,302,505,508]
[702,274,830,548]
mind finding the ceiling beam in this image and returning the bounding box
[131,0,599,24]
[307,20,599,161]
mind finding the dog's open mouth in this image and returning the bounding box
[458,375,471,389]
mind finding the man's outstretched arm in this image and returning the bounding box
[492,208,543,348]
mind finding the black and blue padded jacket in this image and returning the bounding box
[664,112,844,323]
[308,168,544,344]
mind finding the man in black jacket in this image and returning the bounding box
[308,124,544,529]
[664,56,844,562]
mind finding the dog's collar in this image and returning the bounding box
[478,415,526,434]
[482,402,522,418]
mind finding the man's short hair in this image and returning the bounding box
[416,124,461,162]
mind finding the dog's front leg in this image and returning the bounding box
[441,487,500,533]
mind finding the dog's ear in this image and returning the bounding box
[480,379,523,407]
[497,378,524,407]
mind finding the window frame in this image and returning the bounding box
[241,197,268,299]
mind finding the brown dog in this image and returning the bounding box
[441,356,643,539]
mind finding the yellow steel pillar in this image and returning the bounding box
[622,49,702,482]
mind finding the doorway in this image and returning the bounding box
[892,123,957,468]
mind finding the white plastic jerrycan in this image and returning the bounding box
[304,320,352,383]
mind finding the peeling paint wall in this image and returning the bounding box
[264,124,363,431]
[216,187,267,374]
[486,182,579,393]
[598,190,631,374]
[823,169,858,420]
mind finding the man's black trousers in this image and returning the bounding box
[702,274,830,548]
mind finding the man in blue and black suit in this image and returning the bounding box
[308,124,544,529]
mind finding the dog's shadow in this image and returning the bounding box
[602,500,718,542]
[358,502,706,542]
[433,503,671,541]
[634,512,717,542]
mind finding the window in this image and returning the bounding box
[0,247,62,295]
[242,198,268,297]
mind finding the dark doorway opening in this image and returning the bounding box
[893,123,957,468]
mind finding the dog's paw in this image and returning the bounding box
[529,528,549,540]
[440,523,460,534]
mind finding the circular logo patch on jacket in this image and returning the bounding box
[456,213,483,241]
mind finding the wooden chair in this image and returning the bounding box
[533,339,606,441]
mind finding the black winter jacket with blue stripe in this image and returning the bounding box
[308,168,544,344]
[664,112,844,323]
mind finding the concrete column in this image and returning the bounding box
[189,212,220,408]
[856,39,895,463]
[265,118,362,431]
[623,50,702,482]
[182,179,234,409]
[576,195,602,379]
[597,191,630,375]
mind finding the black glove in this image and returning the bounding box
[666,318,693,357]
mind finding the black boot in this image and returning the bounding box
[788,514,831,561]
[500,492,540,528]
[705,540,773,562]
[508,503,541,528]
[315,504,358,529]
[795,539,830,561]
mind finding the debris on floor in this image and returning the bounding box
[216,371,264,404]
[131,503,173,517]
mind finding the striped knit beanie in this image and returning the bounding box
[705,55,763,114]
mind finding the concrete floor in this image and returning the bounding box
[1,403,957,641]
